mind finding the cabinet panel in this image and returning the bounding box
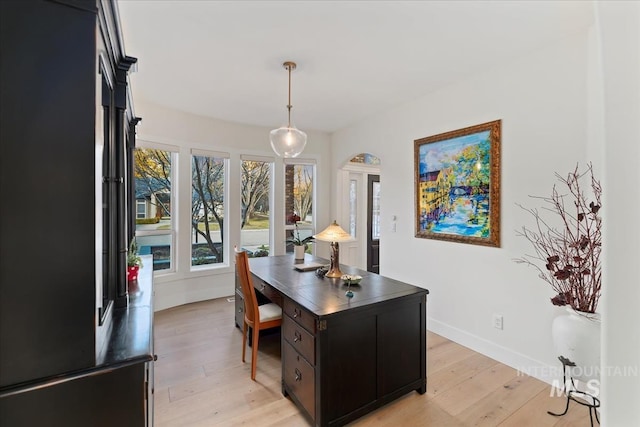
[0,364,145,427]
[283,314,315,365]
[283,340,315,420]
[378,300,424,396]
[325,312,377,422]
[0,0,97,388]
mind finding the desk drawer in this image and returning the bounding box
[234,289,245,328]
[253,276,282,306]
[283,298,315,334]
[283,314,315,365]
[283,340,315,421]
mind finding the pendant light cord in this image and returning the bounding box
[282,61,297,128]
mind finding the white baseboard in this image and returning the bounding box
[428,317,562,386]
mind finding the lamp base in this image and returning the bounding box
[325,267,343,278]
[325,241,343,278]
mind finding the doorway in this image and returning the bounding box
[337,153,380,271]
[367,174,380,273]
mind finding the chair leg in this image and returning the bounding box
[242,321,248,363]
[251,326,260,381]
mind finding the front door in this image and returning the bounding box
[367,174,380,273]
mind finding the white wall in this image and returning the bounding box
[133,101,332,310]
[332,31,594,383]
[332,6,640,422]
[132,4,640,421]
[597,1,640,424]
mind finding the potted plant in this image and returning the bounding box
[127,237,143,283]
[286,213,314,260]
[515,163,602,382]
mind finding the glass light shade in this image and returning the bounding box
[270,125,307,158]
[314,221,354,243]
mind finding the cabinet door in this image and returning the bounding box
[0,0,96,387]
[324,312,377,421]
[0,364,146,427]
[377,299,424,396]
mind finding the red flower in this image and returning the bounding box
[287,213,301,225]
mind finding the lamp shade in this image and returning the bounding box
[314,221,353,243]
[269,125,307,158]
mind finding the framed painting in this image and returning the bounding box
[414,120,501,247]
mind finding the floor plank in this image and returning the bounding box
[153,297,595,426]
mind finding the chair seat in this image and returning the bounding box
[258,303,282,322]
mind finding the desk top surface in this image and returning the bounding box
[249,255,428,317]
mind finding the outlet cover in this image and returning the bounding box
[493,314,503,330]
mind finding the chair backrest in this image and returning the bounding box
[235,249,259,324]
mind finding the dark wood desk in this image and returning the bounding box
[237,255,428,427]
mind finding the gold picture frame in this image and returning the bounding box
[414,120,501,247]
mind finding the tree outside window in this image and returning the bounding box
[240,159,272,257]
[285,163,315,253]
[134,147,174,271]
[191,154,227,266]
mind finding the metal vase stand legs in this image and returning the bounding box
[548,356,600,426]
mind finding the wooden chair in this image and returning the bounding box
[235,249,282,380]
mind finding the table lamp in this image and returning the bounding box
[313,220,354,278]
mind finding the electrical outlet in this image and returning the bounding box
[493,314,503,330]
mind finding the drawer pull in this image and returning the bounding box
[293,331,302,343]
[260,284,265,292]
[295,368,302,382]
[293,308,301,318]
[238,308,243,313]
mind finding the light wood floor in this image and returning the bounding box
[153,297,593,426]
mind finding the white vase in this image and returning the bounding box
[551,307,601,382]
[294,245,305,260]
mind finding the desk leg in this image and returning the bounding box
[417,381,427,395]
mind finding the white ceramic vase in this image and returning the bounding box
[551,307,601,382]
[294,245,305,260]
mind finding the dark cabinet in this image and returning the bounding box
[0,1,151,425]
[246,255,428,427]
[282,294,427,427]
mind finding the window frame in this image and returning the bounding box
[134,141,179,275]
[190,148,230,271]
[240,154,275,258]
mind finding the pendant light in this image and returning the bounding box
[270,61,307,158]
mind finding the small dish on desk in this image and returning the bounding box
[341,274,362,285]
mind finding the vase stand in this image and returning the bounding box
[548,356,600,426]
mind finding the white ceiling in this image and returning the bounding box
[117,1,594,134]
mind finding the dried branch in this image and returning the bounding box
[514,163,602,314]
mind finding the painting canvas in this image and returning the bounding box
[414,120,501,247]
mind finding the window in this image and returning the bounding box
[349,179,357,237]
[136,200,146,219]
[134,146,176,272]
[350,153,380,165]
[371,179,381,240]
[240,156,273,257]
[284,161,315,253]
[191,149,229,268]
